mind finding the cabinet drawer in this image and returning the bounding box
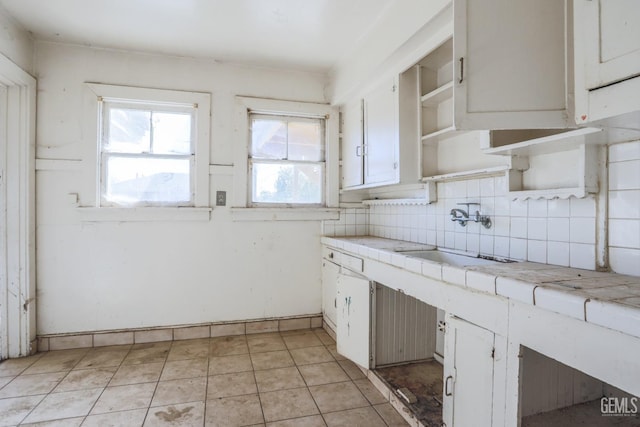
[322,246,341,263]
[322,246,364,273]
[341,252,364,273]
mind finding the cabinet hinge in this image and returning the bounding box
[392,84,397,92]
[491,348,495,359]
[393,162,398,169]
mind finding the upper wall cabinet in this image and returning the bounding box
[574,0,640,125]
[341,74,421,190]
[416,0,582,196]
[422,0,571,145]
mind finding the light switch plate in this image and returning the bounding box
[216,191,226,206]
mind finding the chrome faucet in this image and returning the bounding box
[450,203,491,229]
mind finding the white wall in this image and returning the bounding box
[328,0,450,103]
[35,42,330,335]
[0,6,33,73]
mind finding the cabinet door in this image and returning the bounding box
[341,100,364,188]
[321,260,340,330]
[363,79,399,185]
[453,0,571,130]
[579,0,640,91]
[336,273,372,369]
[443,316,495,427]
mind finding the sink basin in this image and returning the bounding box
[400,250,500,267]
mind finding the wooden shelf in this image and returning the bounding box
[421,126,459,144]
[362,198,432,206]
[421,81,453,107]
[483,127,604,156]
[421,165,510,183]
[507,187,596,201]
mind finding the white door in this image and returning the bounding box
[443,316,495,427]
[0,84,6,359]
[579,0,640,91]
[341,100,364,188]
[0,55,36,359]
[453,0,571,130]
[363,79,398,185]
[336,273,372,369]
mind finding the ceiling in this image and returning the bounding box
[0,0,394,73]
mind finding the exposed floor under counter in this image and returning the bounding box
[522,399,639,426]
[374,360,444,427]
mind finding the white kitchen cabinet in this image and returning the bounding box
[321,259,340,331]
[341,73,422,191]
[363,79,398,186]
[336,272,373,369]
[443,315,496,427]
[420,0,570,146]
[412,0,576,192]
[341,99,364,188]
[341,78,399,189]
[574,0,640,124]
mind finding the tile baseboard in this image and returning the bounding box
[36,314,323,352]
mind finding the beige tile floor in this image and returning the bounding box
[0,329,409,426]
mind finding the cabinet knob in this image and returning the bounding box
[329,252,334,259]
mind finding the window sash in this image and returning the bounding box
[249,113,325,161]
[99,100,196,207]
[249,159,325,207]
[100,153,195,207]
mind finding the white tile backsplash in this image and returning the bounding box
[547,217,570,242]
[610,141,640,162]
[570,197,596,217]
[527,218,547,241]
[527,240,547,264]
[547,241,570,267]
[609,190,640,219]
[609,247,640,277]
[570,217,596,244]
[609,219,640,249]
[357,141,640,275]
[547,198,570,217]
[510,217,527,239]
[609,160,640,191]
[608,141,640,276]
[510,238,528,260]
[528,200,547,218]
[569,243,595,270]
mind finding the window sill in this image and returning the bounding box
[230,207,340,222]
[76,207,212,222]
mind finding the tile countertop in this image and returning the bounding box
[321,236,640,340]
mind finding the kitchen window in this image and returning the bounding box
[231,96,339,220]
[82,83,211,217]
[100,100,195,207]
[249,113,325,206]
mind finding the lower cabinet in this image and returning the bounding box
[336,272,373,369]
[443,315,496,427]
[321,259,340,330]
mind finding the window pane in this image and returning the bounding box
[252,162,323,204]
[105,108,151,153]
[152,112,192,155]
[288,121,324,161]
[251,119,287,159]
[104,156,191,205]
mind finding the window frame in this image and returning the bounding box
[248,112,327,207]
[84,83,211,211]
[233,96,339,213]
